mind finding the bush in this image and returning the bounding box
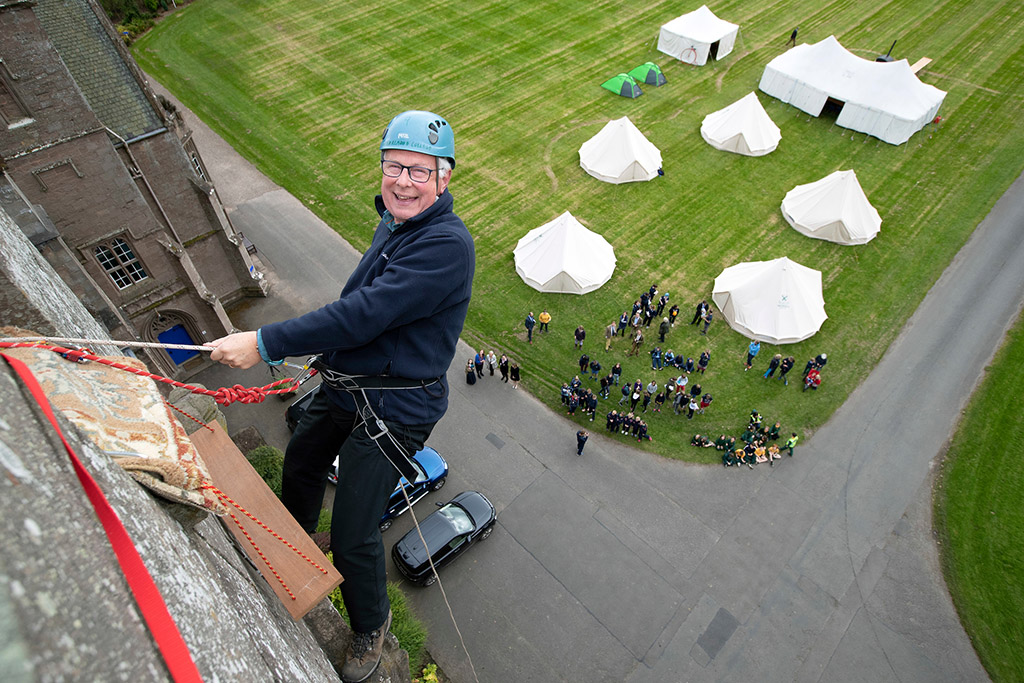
[316,506,332,533]
[116,17,155,44]
[245,444,284,497]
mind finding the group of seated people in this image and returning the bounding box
[605,409,652,442]
[690,409,784,469]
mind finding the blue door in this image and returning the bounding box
[158,325,200,365]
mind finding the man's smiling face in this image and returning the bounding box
[380,149,449,223]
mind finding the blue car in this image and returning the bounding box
[287,384,449,532]
[329,447,449,532]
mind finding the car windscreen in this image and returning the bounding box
[437,504,474,535]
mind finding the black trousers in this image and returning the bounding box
[281,388,434,632]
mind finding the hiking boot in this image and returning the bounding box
[341,610,392,682]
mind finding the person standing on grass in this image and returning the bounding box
[659,316,670,343]
[524,312,535,343]
[617,311,629,336]
[745,340,761,370]
[778,356,794,385]
[656,292,669,317]
[612,362,622,385]
[576,429,589,456]
[208,110,473,683]
[605,321,617,351]
[763,353,782,379]
[701,307,713,335]
[787,26,798,47]
[691,299,707,325]
[630,328,644,356]
[669,303,680,327]
[698,349,711,375]
[538,310,551,333]
[578,352,590,376]
[574,325,586,349]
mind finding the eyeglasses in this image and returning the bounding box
[381,160,436,183]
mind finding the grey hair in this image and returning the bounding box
[436,157,452,180]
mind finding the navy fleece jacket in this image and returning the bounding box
[260,190,474,424]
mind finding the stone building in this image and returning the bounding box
[0,0,265,379]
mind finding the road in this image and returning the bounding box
[152,77,1022,682]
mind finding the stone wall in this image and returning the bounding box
[0,203,410,682]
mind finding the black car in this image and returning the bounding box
[391,491,496,586]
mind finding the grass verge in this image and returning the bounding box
[934,311,1024,682]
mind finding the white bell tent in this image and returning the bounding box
[782,170,882,245]
[657,5,739,66]
[579,117,663,184]
[759,36,945,145]
[513,212,616,294]
[712,257,827,344]
[700,92,781,156]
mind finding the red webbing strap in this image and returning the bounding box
[1,353,203,683]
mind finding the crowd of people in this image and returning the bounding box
[466,349,520,388]
[515,284,828,462]
[689,408,800,470]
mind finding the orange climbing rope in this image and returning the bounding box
[201,484,329,600]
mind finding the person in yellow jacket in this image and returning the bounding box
[786,432,799,456]
[538,310,551,333]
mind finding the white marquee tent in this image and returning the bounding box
[700,91,781,156]
[513,212,616,294]
[657,5,738,66]
[759,35,945,145]
[782,170,882,245]
[579,117,663,184]
[712,257,827,344]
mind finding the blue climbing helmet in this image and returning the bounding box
[380,110,455,168]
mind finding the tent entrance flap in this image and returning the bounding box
[710,40,720,60]
[821,97,845,118]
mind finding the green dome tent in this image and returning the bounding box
[601,73,642,98]
[628,62,667,86]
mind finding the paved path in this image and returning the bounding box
[154,77,1024,682]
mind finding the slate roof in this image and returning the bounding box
[33,0,162,139]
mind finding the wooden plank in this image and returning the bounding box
[911,57,932,74]
[190,423,341,620]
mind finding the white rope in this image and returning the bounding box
[0,336,214,352]
[396,481,481,683]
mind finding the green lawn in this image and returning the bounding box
[134,0,1024,464]
[935,312,1024,682]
